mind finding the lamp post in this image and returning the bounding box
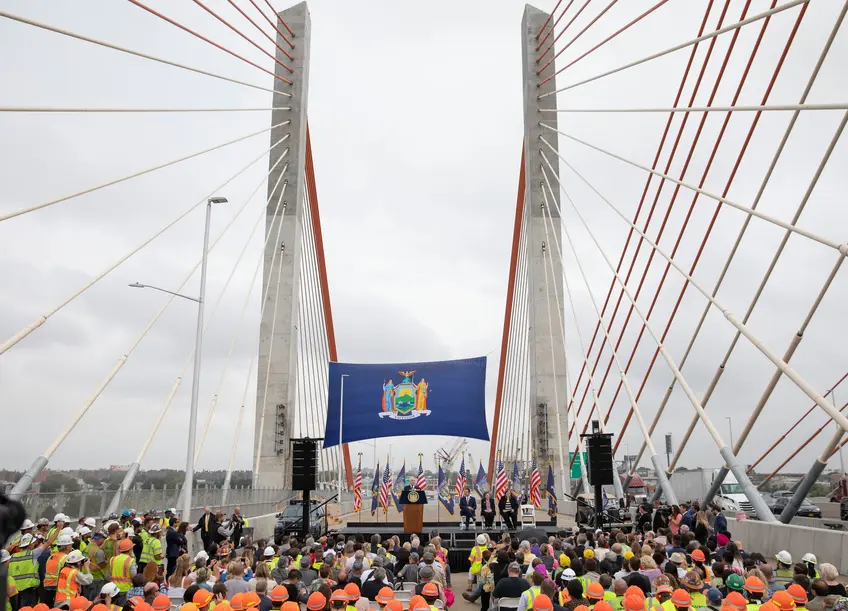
[131,196,226,537]
[339,373,349,498]
[726,416,735,449]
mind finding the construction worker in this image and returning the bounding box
[745,577,767,609]
[9,519,36,551]
[408,595,430,611]
[621,590,647,611]
[139,524,163,572]
[587,583,607,609]
[55,550,94,605]
[42,534,74,607]
[270,586,289,609]
[375,588,395,611]
[109,538,137,606]
[532,594,555,611]
[47,515,69,548]
[421,583,440,611]
[468,534,487,589]
[774,552,793,584]
[521,571,546,610]
[655,585,674,611]
[243,592,261,611]
[785,586,808,611]
[800,554,820,579]
[344,583,361,611]
[723,593,749,611]
[680,572,706,609]
[84,531,109,599]
[768,592,795,611]
[231,594,246,611]
[263,547,279,570]
[671,590,691,611]
[690,550,712,581]
[194,588,215,611]
[152,594,171,611]
[9,533,40,608]
[1,550,17,611]
[96,583,124,611]
[307,593,328,611]
[77,527,93,556]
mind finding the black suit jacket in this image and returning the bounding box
[499,495,518,513]
[459,495,477,516]
[193,513,216,538]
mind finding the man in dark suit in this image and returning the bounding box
[459,486,477,530]
[192,506,215,551]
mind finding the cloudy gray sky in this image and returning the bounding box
[1,0,847,486]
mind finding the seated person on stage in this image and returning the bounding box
[459,487,477,531]
[480,492,496,528]
[499,485,519,530]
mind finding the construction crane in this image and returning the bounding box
[436,438,467,471]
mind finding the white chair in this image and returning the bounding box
[394,590,413,602]
[402,582,417,592]
[519,504,536,527]
[497,597,521,611]
[434,601,445,609]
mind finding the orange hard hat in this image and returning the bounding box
[722,592,748,611]
[134,604,153,611]
[270,586,290,603]
[744,577,765,594]
[533,595,554,611]
[193,589,213,607]
[307,592,328,611]
[573,606,591,611]
[421,583,440,598]
[409,595,429,611]
[230,593,246,611]
[587,583,605,600]
[594,603,613,611]
[91,605,109,611]
[760,604,779,611]
[330,590,348,603]
[128,597,145,609]
[215,604,232,611]
[282,603,300,611]
[770,591,797,611]
[153,595,172,611]
[671,589,691,608]
[118,539,134,553]
[69,597,90,611]
[376,587,395,604]
[656,585,674,595]
[343,583,361,600]
[385,601,403,611]
[179,605,197,611]
[690,549,706,563]
[34,605,50,611]
[787,584,808,605]
[243,593,261,609]
[625,586,645,600]
[623,595,646,611]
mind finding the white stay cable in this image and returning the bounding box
[506,217,530,461]
[0,107,290,113]
[135,155,290,468]
[498,218,523,459]
[0,123,290,222]
[194,167,291,465]
[538,0,808,98]
[624,0,848,475]
[12,148,267,497]
[541,170,667,502]
[539,132,848,255]
[252,178,293,483]
[0,123,291,356]
[0,11,293,99]
[543,148,848,436]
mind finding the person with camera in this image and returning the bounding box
[54,549,94,606]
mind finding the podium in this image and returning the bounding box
[399,488,428,533]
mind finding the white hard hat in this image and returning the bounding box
[84,518,96,528]
[53,513,64,522]
[776,550,792,565]
[60,527,75,536]
[21,519,35,530]
[20,534,34,547]
[476,534,487,545]
[194,550,209,563]
[57,534,73,547]
[123,528,135,537]
[264,546,275,557]
[0,550,10,563]
[802,553,817,564]
[79,526,91,536]
[66,550,85,564]
[101,583,120,598]
[149,524,161,534]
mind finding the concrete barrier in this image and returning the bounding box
[246,511,279,541]
[726,517,848,575]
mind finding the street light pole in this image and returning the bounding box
[726,417,735,449]
[339,374,349,498]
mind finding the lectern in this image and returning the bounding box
[399,487,428,533]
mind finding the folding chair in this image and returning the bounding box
[401,582,418,592]
[497,597,521,611]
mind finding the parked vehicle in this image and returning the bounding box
[829,475,847,502]
[274,499,326,541]
[841,496,848,520]
[771,496,822,518]
[660,469,750,513]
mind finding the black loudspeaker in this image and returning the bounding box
[291,439,317,491]
[586,435,614,486]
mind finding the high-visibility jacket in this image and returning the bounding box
[140,536,163,565]
[469,545,486,574]
[604,592,617,603]
[79,539,89,555]
[6,575,18,611]
[102,538,117,562]
[139,530,150,546]
[689,592,707,609]
[109,553,134,592]
[86,543,107,580]
[313,562,323,570]
[8,550,39,592]
[44,551,68,588]
[525,586,542,610]
[609,596,624,611]
[575,576,592,594]
[55,566,81,603]
[265,558,279,570]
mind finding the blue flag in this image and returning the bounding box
[370,461,380,516]
[475,460,489,497]
[511,460,521,498]
[392,462,406,512]
[546,464,558,518]
[323,357,489,448]
[437,464,454,515]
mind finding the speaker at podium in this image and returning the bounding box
[398,486,428,533]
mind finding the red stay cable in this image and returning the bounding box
[189,0,293,73]
[537,0,618,76]
[225,0,295,62]
[536,0,566,44]
[246,0,296,49]
[537,0,577,52]
[537,0,593,65]
[261,0,296,41]
[125,0,292,85]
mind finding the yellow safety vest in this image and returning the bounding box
[525,586,542,610]
[140,536,163,565]
[86,543,107,581]
[7,578,18,611]
[44,552,68,588]
[604,592,617,603]
[8,550,39,591]
[109,553,133,592]
[576,576,591,594]
[690,592,707,609]
[661,601,675,611]
[469,545,486,574]
[610,596,625,611]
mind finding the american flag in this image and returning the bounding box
[455,455,466,499]
[379,461,391,513]
[495,456,508,501]
[530,456,542,508]
[416,455,427,490]
[353,457,362,513]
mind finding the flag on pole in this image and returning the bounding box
[495,455,508,501]
[379,461,392,513]
[438,464,455,515]
[353,456,362,513]
[474,458,489,497]
[416,456,427,490]
[546,463,558,518]
[392,461,406,512]
[370,460,380,515]
[530,455,542,508]
[455,454,467,499]
[511,460,521,499]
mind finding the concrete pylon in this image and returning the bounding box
[253,2,311,489]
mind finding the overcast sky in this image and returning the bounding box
[1,0,847,486]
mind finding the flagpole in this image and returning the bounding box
[436,454,441,526]
[357,453,362,525]
[339,373,349,499]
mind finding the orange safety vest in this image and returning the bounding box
[44,552,68,588]
[55,566,81,603]
[110,554,133,591]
